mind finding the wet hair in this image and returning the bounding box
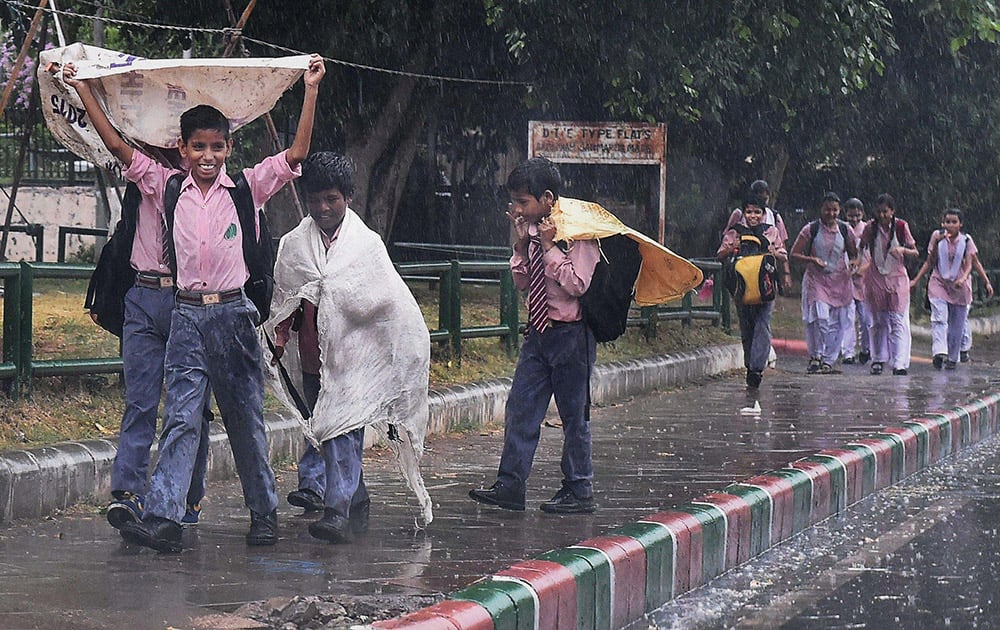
[750,179,769,194]
[943,208,964,224]
[875,193,895,209]
[179,105,230,142]
[300,151,355,197]
[743,197,764,211]
[821,191,841,206]
[844,197,864,212]
[506,157,561,200]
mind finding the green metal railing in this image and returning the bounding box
[0,257,727,397]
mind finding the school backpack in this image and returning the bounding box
[724,224,778,306]
[579,234,643,342]
[163,172,276,321]
[806,219,851,255]
[84,182,142,337]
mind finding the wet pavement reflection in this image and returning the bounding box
[2,342,1000,628]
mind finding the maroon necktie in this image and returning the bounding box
[527,236,550,334]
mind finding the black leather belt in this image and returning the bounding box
[135,272,175,289]
[549,319,582,328]
[176,289,243,306]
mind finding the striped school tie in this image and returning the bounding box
[527,236,549,334]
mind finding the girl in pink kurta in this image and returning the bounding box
[790,193,858,373]
[841,198,872,364]
[909,209,980,369]
[861,194,919,375]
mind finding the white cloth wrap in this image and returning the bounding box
[262,210,433,525]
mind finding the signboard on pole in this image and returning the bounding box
[528,121,667,243]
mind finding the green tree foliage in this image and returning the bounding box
[18,1,1000,263]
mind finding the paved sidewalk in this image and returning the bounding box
[1,320,999,629]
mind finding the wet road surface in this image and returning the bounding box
[2,342,1000,629]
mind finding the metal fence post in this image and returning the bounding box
[1,264,21,397]
[18,261,33,394]
[449,260,462,362]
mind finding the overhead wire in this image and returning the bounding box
[4,0,532,87]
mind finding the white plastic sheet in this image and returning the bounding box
[37,42,309,175]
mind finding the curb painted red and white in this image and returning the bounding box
[372,392,1000,629]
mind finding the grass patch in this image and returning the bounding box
[0,279,735,452]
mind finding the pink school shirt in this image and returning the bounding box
[129,193,170,274]
[717,224,787,261]
[510,229,600,323]
[862,219,916,314]
[125,150,300,292]
[797,222,853,308]
[927,231,978,306]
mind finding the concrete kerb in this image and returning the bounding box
[372,391,1000,630]
[0,344,744,524]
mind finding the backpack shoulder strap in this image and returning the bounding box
[807,220,820,255]
[162,173,185,280]
[228,171,257,239]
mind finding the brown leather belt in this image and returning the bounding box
[175,289,243,306]
[135,272,175,289]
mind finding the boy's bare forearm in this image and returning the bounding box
[286,54,325,168]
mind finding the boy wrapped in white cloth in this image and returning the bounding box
[264,153,432,542]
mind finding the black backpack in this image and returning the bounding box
[579,234,643,342]
[163,172,275,321]
[84,182,142,337]
[807,219,851,255]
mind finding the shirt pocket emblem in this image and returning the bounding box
[224,223,238,240]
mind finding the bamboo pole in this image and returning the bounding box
[0,0,49,118]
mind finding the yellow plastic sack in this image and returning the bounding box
[550,198,703,305]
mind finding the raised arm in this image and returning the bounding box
[285,54,326,169]
[61,63,135,167]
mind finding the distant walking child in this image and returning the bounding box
[789,192,858,374]
[910,209,989,369]
[861,193,918,376]
[469,157,601,514]
[65,54,326,552]
[718,198,786,390]
[841,197,872,364]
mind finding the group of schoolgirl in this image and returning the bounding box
[790,193,992,377]
[63,56,347,552]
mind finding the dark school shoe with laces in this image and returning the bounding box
[870,362,884,375]
[892,368,908,376]
[181,502,201,526]
[120,515,183,553]
[945,360,957,370]
[540,487,596,514]
[933,354,946,370]
[287,488,324,512]
[858,350,871,365]
[106,491,144,530]
[308,508,352,544]
[469,482,525,511]
[246,509,278,546]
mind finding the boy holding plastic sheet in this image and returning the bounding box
[469,157,602,514]
[64,54,325,552]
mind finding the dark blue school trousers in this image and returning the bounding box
[497,321,596,499]
[113,284,209,508]
[145,294,277,524]
[296,372,369,518]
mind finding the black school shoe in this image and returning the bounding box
[350,498,371,535]
[746,369,763,389]
[287,488,324,512]
[933,354,946,370]
[540,487,596,514]
[120,515,183,553]
[469,481,525,511]
[309,508,352,544]
[858,350,871,365]
[246,509,278,546]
